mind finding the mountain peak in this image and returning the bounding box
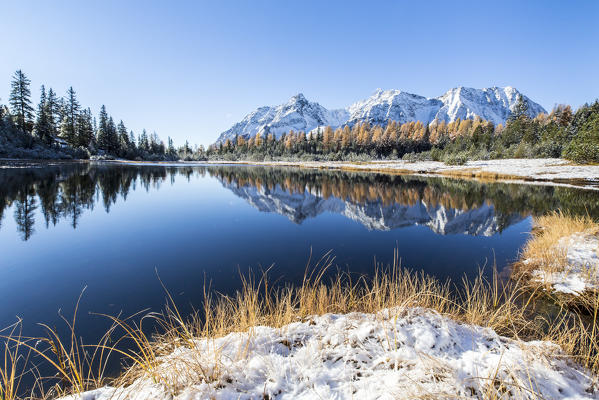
[216,86,546,143]
[290,93,306,102]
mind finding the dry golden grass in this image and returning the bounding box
[1,322,26,400]
[437,169,526,182]
[1,250,598,399]
[518,210,599,280]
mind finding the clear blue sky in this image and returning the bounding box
[1,1,598,146]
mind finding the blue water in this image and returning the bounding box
[2,161,596,343]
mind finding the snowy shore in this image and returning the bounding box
[206,158,599,189]
[528,233,599,295]
[60,308,597,400]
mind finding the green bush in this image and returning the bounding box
[443,152,468,165]
[563,141,599,163]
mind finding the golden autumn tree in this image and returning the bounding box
[254,132,263,148]
[340,125,351,150]
[323,126,333,152]
[371,125,384,149]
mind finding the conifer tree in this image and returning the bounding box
[60,87,80,146]
[45,88,60,137]
[107,117,119,153]
[117,120,129,152]
[96,105,110,151]
[34,85,53,143]
[167,136,176,155]
[510,95,529,121]
[139,129,149,153]
[9,70,34,134]
[77,108,94,148]
[129,131,136,149]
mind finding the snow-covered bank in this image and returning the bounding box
[205,158,599,189]
[530,233,599,295]
[518,212,599,296]
[61,308,597,400]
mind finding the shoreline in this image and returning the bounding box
[2,158,599,189]
[200,158,599,190]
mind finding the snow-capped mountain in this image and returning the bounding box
[216,86,546,143]
[216,94,348,143]
[433,87,546,125]
[346,89,443,127]
[221,180,523,236]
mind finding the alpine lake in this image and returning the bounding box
[2,161,599,348]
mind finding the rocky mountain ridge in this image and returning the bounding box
[216,86,546,143]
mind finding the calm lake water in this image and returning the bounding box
[2,161,599,343]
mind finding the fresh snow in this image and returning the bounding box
[217,87,546,143]
[60,308,597,400]
[434,86,546,126]
[216,94,349,143]
[531,233,599,295]
[206,158,599,190]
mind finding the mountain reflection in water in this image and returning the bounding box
[1,162,598,241]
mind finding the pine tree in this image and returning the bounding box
[167,136,176,155]
[96,105,110,151]
[129,131,136,150]
[45,88,60,137]
[60,87,80,146]
[139,129,149,153]
[9,70,34,134]
[117,120,130,155]
[34,85,53,143]
[76,108,94,148]
[107,117,119,153]
[510,95,529,121]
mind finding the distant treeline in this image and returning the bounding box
[0,70,202,160]
[209,96,599,164]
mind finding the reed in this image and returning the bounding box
[0,321,26,400]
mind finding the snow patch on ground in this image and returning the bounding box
[60,308,597,400]
[532,233,599,295]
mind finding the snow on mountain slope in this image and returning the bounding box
[216,94,348,143]
[433,86,546,125]
[346,89,442,126]
[216,87,546,143]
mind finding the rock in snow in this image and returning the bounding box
[60,308,597,399]
[216,87,546,143]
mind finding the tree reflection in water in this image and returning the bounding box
[1,162,598,241]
